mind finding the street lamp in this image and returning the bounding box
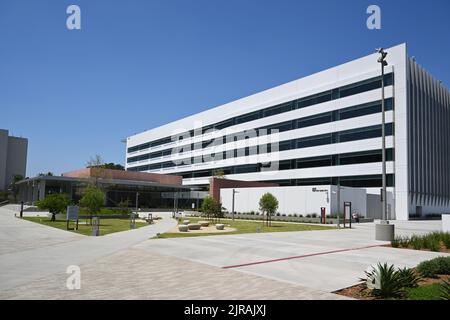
[377,48,388,222]
[375,48,395,241]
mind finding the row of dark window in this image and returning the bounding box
[128,73,394,153]
[127,97,394,164]
[264,174,395,188]
[127,123,393,171]
[161,149,394,179]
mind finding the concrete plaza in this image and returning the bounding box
[0,205,447,299]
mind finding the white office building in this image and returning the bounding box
[125,43,450,220]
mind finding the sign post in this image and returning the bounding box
[344,202,352,229]
[320,207,326,224]
[66,205,79,230]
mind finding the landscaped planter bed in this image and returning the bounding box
[335,257,450,300]
[220,213,373,224]
[391,231,450,253]
[335,274,450,300]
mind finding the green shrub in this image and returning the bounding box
[410,235,424,250]
[441,233,450,249]
[36,193,70,221]
[440,279,450,300]
[417,256,450,278]
[397,267,420,288]
[391,236,401,248]
[420,234,441,252]
[400,236,410,248]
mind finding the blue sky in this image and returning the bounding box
[1,0,449,177]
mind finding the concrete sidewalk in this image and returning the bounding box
[0,206,177,291]
[136,221,448,292]
[0,248,349,300]
[1,204,447,299]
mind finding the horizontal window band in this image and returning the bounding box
[128,73,394,153]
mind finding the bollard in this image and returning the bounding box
[92,217,100,236]
[20,201,24,219]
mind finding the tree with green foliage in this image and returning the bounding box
[38,172,54,177]
[213,169,226,179]
[259,193,279,227]
[79,185,105,224]
[99,163,125,171]
[201,196,222,221]
[36,193,70,221]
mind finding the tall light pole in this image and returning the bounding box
[377,48,388,222]
[375,48,395,241]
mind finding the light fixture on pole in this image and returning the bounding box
[377,47,388,222]
[375,47,395,241]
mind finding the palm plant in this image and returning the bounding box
[397,267,420,288]
[440,279,450,300]
[364,263,405,298]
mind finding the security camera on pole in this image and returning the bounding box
[375,48,395,241]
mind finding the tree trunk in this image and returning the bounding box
[51,212,56,222]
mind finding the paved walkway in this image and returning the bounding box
[0,205,176,291]
[1,205,447,299]
[136,221,448,292]
[0,248,348,300]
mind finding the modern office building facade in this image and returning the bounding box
[0,129,28,191]
[125,43,450,220]
[16,168,203,209]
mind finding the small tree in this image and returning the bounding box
[36,193,70,221]
[79,185,105,224]
[259,193,279,227]
[86,155,113,188]
[201,196,222,222]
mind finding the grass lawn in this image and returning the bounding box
[406,283,443,300]
[24,217,147,236]
[155,216,334,239]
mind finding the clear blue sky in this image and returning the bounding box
[1,0,449,177]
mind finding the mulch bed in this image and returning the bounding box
[334,274,450,300]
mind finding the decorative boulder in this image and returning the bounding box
[187,223,201,230]
[216,224,225,230]
[199,221,210,227]
[178,225,189,232]
[182,220,190,225]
